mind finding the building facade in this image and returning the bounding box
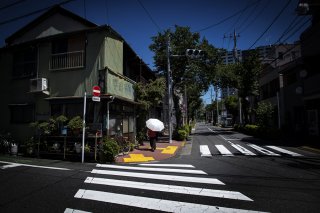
[0,6,154,143]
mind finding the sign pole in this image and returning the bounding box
[82,92,87,163]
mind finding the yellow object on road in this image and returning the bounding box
[123,154,155,162]
[157,146,178,154]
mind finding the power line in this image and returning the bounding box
[196,0,260,32]
[236,0,261,32]
[248,0,291,49]
[225,0,255,34]
[136,0,162,32]
[0,0,26,11]
[0,0,77,27]
[239,0,270,34]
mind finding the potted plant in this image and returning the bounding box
[68,116,83,136]
[25,137,36,155]
[56,115,68,135]
[84,144,91,153]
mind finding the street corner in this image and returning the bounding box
[115,140,185,163]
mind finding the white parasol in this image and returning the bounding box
[146,118,164,132]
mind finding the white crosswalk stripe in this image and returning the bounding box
[230,143,256,156]
[247,144,280,156]
[74,189,264,213]
[215,144,234,156]
[96,164,207,174]
[266,146,302,156]
[200,145,211,156]
[67,163,269,212]
[199,144,303,157]
[91,169,224,185]
[84,177,252,201]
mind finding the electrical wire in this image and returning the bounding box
[136,0,162,32]
[196,0,260,32]
[0,0,77,26]
[247,0,291,49]
[239,0,270,34]
[0,0,26,11]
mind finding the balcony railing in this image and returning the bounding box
[49,50,84,70]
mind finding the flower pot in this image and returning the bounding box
[11,144,18,156]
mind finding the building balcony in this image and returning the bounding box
[49,50,84,70]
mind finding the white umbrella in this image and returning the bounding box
[146,118,164,132]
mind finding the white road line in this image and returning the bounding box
[96,164,207,174]
[200,145,212,157]
[207,127,241,141]
[75,189,267,213]
[91,169,224,185]
[85,177,252,201]
[1,163,21,169]
[247,144,280,156]
[266,146,302,156]
[215,145,234,156]
[138,164,195,168]
[228,142,256,156]
[0,161,71,170]
[64,208,92,213]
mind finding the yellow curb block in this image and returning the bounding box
[156,146,178,154]
[301,146,320,153]
[123,154,155,162]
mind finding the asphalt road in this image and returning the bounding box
[0,122,319,213]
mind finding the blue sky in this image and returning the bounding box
[0,0,311,104]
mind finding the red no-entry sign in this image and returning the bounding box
[92,86,101,102]
[93,86,101,97]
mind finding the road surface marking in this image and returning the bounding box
[138,164,195,168]
[0,161,70,170]
[91,169,224,185]
[85,177,252,201]
[75,189,267,213]
[207,128,241,140]
[215,145,234,156]
[64,208,91,213]
[227,141,256,156]
[96,164,207,174]
[123,154,154,162]
[247,144,280,156]
[200,145,212,157]
[156,146,178,154]
[266,146,302,156]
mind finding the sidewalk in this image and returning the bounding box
[116,136,185,163]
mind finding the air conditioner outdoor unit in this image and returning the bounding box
[30,78,48,92]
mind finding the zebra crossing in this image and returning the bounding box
[199,142,303,157]
[65,163,268,213]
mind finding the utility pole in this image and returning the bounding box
[216,86,219,125]
[211,87,213,124]
[167,36,172,143]
[232,29,242,125]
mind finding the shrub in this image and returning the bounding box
[173,129,187,141]
[244,124,259,136]
[100,137,120,163]
[68,116,83,130]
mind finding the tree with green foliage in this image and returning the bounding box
[215,50,261,124]
[134,77,166,132]
[149,25,220,128]
[223,95,238,122]
[256,101,274,127]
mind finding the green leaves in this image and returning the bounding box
[134,77,166,111]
